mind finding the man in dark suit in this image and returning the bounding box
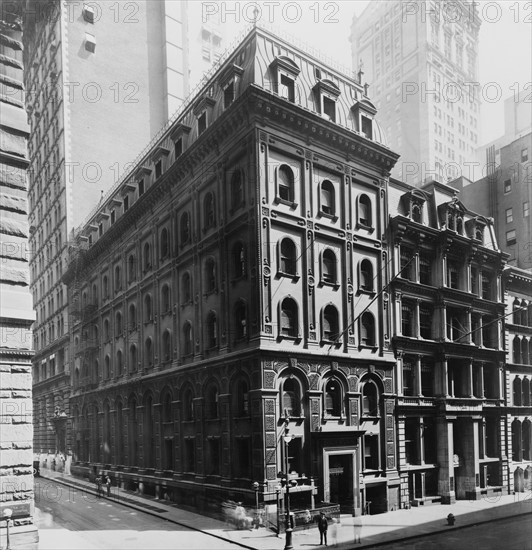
[318,511,329,545]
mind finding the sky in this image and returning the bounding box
[207,0,532,145]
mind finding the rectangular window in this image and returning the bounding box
[419,305,433,339]
[404,419,419,464]
[361,116,373,139]
[400,249,413,281]
[421,363,434,397]
[110,210,115,225]
[280,74,295,102]
[403,362,414,396]
[124,196,129,212]
[419,255,431,285]
[138,179,144,196]
[198,112,207,135]
[155,160,162,179]
[184,439,195,472]
[522,148,528,162]
[506,208,513,223]
[174,138,183,159]
[447,261,459,289]
[223,81,235,109]
[323,96,336,122]
[504,179,511,193]
[364,435,379,470]
[98,223,103,236]
[524,202,529,218]
[506,229,517,245]
[82,5,95,23]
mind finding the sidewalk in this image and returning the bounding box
[37,469,532,549]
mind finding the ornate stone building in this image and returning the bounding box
[0,2,38,547]
[388,178,508,505]
[62,24,401,514]
[503,267,532,494]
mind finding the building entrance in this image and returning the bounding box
[328,453,353,511]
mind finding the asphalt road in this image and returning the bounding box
[363,513,532,550]
[34,478,240,550]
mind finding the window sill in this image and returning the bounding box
[276,271,300,281]
[203,289,218,297]
[278,334,301,342]
[318,211,338,222]
[358,344,378,351]
[321,339,341,347]
[356,222,374,233]
[356,288,375,296]
[361,414,380,420]
[274,197,298,209]
[319,280,339,290]
[143,320,154,325]
[161,310,172,318]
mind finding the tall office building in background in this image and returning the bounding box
[350,0,481,185]
[24,0,224,455]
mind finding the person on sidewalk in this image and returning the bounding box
[318,511,329,545]
[105,475,112,497]
[353,515,363,545]
[330,517,339,547]
[95,474,103,498]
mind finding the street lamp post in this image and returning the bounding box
[282,430,295,550]
[275,484,282,537]
[3,508,13,550]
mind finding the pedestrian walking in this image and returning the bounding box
[353,515,363,544]
[330,517,339,547]
[318,511,329,546]
[105,475,112,497]
[95,474,103,498]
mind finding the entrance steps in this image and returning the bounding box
[411,495,442,506]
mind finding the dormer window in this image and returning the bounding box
[85,33,96,53]
[175,138,182,158]
[313,78,341,123]
[361,116,372,139]
[83,4,95,23]
[198,112,207,135]
[323,97,336,122]
[155,160,162,179]
[270,56,300,103]
[220,63,243,110]
[224,81,235,109]
[352,98,378,139]
[193,95,216,137]
[170,123,191,161]
[138,179,144,196]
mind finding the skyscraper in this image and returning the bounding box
[24,0,224,455]
[350,0,481,185]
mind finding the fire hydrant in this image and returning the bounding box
[446,513,456,526]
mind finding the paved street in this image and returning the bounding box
[34,478,239,550]
[368,514,532,550]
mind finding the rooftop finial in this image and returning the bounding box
[357,59,364,84]
[364,82,370,97]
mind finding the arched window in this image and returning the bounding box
[523,378,531,406]
[204,193,215,228]
[360,312,376,347]
[160,227,169,258]
[362,380,379,416]
[234,301,247,340]
[204,258,216,292]
[282,377,301,417]
[103,275,109,298]
[144,294,152,322]
[182,272,192,303]
[280,298,298,338]
[128,255,136,282]
[358,194,372,227]
[233,378,249,417]
[183,388,194,421]
[322,305,339,342]
[161,284,171,313]
[103,318,110,341]
[231,169,244,210]
[514,299,524,325]
[180,212,190,244]
[523,338,530,366]
[183,322,193,355]
[104,355,111,379]
[514,336,522,364]
[206,311,217,349]
[114,265,122,291]
[115,311,123,335]
[129,303,137,330]
[233,242,247,279]
[143,242,152,271]
[92,283,98,306]
[514,377,522,406]
[145,338,153,366]
[322,250,337,284]
[129,345,137,372]
[320,180,335,216]
[324,378,342,417]
[360,259,374,291]
[162,330,172,362]
[205,384,219,419]
[279,238,297,276]
[513,419,522,461]
[524,420,532,461]
[277,164,294,202]
[116,349,123,374]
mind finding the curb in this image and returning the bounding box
[37,472,259,550]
